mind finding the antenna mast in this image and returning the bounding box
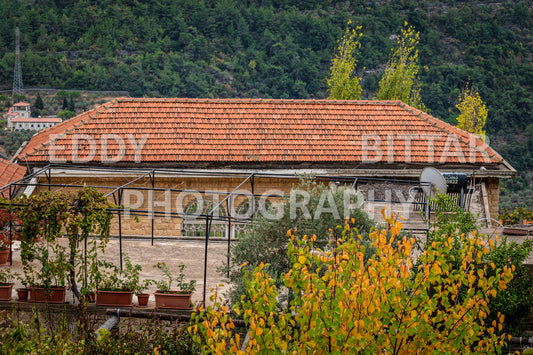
[13,26,24,100]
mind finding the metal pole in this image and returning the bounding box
[425,192,431,239]
[118,189,123,271]
[47,167,51,191]
[202,215,213,306]
[151,171,155,246]
[8,216,12,266]
[96,316,120,339]
[351,177,358,190]
[84,237,88,288]
[226,198,232,278]
[250,174,255,218]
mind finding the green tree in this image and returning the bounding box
[31,93,44,118]
[1,130,34,157]
[12,94,26,104]
[376,23,425,110]
[220,180,373,305]
[57,110,76,120]
[33,93,44,111]
[68,97,76,112]
[326,21,363,100]
[456,84,488,141]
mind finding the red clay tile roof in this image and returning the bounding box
[0,158,26,188]
[13,102,30,107]
[10,116,62,123]
[17,98,508,169]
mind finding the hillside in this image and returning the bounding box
[0,0,531,208]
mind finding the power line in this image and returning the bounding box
[13,27,24,99]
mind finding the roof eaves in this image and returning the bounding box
[397,102,503,165]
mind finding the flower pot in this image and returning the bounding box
[137,293,149,307]
[16,288,28,301]
[29,286,67,304]
[0,248,9,265]
[154,291,192,309]
[96,290,133,307]
[0,283,13,301]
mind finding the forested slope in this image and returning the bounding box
[0,0,531,208]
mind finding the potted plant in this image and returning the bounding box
[135,279,152,307]
[0,268,19,301]
[27,242,70,303]
[151,263,197,309]
[16,274,29,301]
[76,237,103,304]
[96,255,142,307]
[0,237,10,265]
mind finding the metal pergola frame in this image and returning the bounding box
[0,164,432,305]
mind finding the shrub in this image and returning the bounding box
[499,207,533,225]
[427,195,533,336]
[0,309,197,354]
[219,180,374,305]
[192,213,514,353]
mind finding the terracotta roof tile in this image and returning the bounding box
[0,158,26,188]
[17,98,506,168]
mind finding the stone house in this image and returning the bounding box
[13,97,515,237]
[6,101,62,131]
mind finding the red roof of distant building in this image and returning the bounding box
[13,102,30,107]
[0,158,26,188]
[10,116,62,123]
[17,98,511,172]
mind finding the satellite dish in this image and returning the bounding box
[420,167,447,197]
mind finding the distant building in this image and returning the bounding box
[6,102,62,131]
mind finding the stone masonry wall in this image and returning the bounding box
[486,177,500,223]
[29,174,502,237]
[33,175,298,238]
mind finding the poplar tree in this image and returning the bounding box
[377,23,425,110]
[34,93,44,110]
[456,85,488,141]
[327,21,363,100]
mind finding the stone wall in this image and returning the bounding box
[486,177,500,222]
[29,173,502,237]
[33,175,297,238]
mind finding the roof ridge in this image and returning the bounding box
[115,97,405,105]
[398,102,502,163]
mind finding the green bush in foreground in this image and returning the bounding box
[193,213,514,354]
[220,180,374,305]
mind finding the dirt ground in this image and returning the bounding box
[5,237,232,308]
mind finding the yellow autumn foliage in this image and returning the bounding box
[377,23,426,111]
[191,212,513,354]
[326,20,363,100]
[456,85,488,141]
